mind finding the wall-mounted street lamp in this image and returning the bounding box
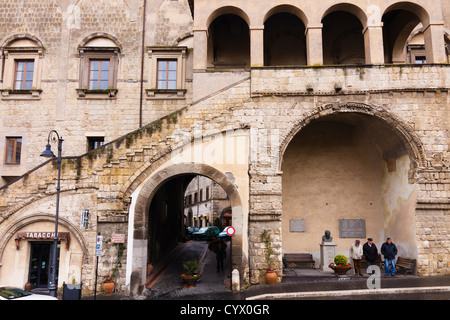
[40,130,63,298]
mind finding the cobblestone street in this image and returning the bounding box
[143,240,232,300]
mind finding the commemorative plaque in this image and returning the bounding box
[289,219,306,232]
[339,219,366,238]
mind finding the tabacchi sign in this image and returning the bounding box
[15,232,71,250]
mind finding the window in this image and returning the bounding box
[415,56,426,64]
[89,60,110,89]
[1,37,44,99]
[146,47,187,99]
[87,137,104,151]
[5,137,22,164]
[77,36,120,98]
[157,60,177,90]
[14,60,34,90]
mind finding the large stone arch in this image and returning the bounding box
[278,102,426,173]
[278,102,426,266]
[127,162,246,295]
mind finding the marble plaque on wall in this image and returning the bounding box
[339,219,366,238]
[290,219,306,232]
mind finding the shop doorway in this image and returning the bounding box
[28,242,60,290]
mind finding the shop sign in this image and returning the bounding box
[111,234,125,244]
[15,232,71,250]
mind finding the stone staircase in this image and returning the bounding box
[0,76,251,222]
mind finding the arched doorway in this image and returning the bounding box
[127,163,245,295]
[280,104,423,266]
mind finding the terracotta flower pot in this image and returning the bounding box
[330,265,351,275]
[265,270,277,285]
[181,274,200,285]
[103,282,115,294]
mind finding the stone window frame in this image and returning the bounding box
[4,136,22,165]
[407,44,427,64]
[1,37,44,100]
[146,46,187,100]
[76,35,122,99]
[77,47,120,99]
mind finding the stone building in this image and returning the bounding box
[184,175,231,228]
[0,0,449,297]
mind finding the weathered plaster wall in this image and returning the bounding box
[281,121,385,260]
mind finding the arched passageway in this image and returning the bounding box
[281,109,422,264]
[128,163,245,295]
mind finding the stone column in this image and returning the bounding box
[305,25,323,65]
[248,166,283,284]
[250,26,265,67]
[363,25,385,64]
[423,22,447,63]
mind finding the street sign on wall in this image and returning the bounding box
[111,234,125,244]
[96,235,103,256]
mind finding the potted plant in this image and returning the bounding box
[329,254,352,275]
[181,259,200,286]
[261,230,277,285]
[103,276,115,294]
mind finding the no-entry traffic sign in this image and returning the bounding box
[227,226,235,236]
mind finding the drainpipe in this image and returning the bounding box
[139,0,147,128]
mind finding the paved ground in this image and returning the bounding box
[83,240,450,301]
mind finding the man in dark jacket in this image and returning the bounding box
[363,238,378,273]
[381,238,398,276]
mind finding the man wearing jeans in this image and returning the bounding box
[381,238,398,276]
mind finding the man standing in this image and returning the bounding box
[349,240,363,276]
[381,238,398,276]
[363,238,378,273]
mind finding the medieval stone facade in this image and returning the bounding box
[0,0,449,297]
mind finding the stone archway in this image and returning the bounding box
[0,213,89,288]
[127,163,245,295]
[279,103,425,266]
[279,103,425,171]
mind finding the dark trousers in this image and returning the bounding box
[217,259,224,271]
[352,259,362,275]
